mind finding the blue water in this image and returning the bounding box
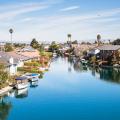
[1,57,120,120]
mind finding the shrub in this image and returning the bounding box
[24,61,40,67]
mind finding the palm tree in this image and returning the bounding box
[97,34,101,46]
[9,28,13,45]
[67,34,72,41]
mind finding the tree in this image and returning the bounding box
[9,28,13,45]
[14,43,26,48]
[49,41,59,52]
[81,41,86,44]
[97,34,101,45]
[0,64,9,89]
[72,40,78,44]
[5,43,14,52]
[39,43,44,52]
[112,39,120,45]
[30,38,40,49]
[91,55,96,64]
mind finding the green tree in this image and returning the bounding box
[39,43,44,52]
[91,55,96,64]
[30,38,40,49]
[72,40,78,44]
[5,43,14,52]
[0,64,9,88]
[49,41,59,52]
[14,43,26,48]
[112,39,120,45]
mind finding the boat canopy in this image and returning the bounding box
[27,73,39,76]
[15,77,27,80]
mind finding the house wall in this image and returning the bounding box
[8,65,17,75]
[17,61,24,67]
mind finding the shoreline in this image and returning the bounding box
[0,86,13,96]
[0,58,52,96]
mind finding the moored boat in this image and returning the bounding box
[80,59,88,65]
[15,77,28,90]
[23,73,40,82]
[53,52,57,57]
[39,66,49,71]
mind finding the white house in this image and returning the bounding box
[0,52,17,75]
[0,51,29,75]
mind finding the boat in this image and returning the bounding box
[15,77,28,90]
[39,67,49,71]
[23,73,40,82]
[80,59,88,65]
[53,52,57,57]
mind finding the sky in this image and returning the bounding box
[0,0,120,43]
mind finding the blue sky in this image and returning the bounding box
[0,0,120,43]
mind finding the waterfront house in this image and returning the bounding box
[59,43,71,54]
[97,45,120,61]
[88,45,120,65]
[0,51,31,75]
[73,44,97,57]
[7,51,30,67]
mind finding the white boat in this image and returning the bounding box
[23,73,40,82]
[31,77,39,82]
[15,77,28,90]
[39,67,47,71]
[80,59,88,65]
[53,53,57,57]
[15,83,28,90]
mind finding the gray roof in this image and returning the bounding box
[0,51,30,66]
[97,45,120,51]
[0,51,12,66]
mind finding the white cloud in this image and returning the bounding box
[60,6,80,12]
[0,2,50,21]
[0,5,120,42]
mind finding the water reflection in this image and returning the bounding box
[15,88,28,99]
[30,81,38,88]
[67,57,88,73]
[1,57,120,120]
[0,96,12,120]
[67,57,120,84]
[99,68,120,84]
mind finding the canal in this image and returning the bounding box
[1,57,120,120]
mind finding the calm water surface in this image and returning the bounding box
[1,57,120,120]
